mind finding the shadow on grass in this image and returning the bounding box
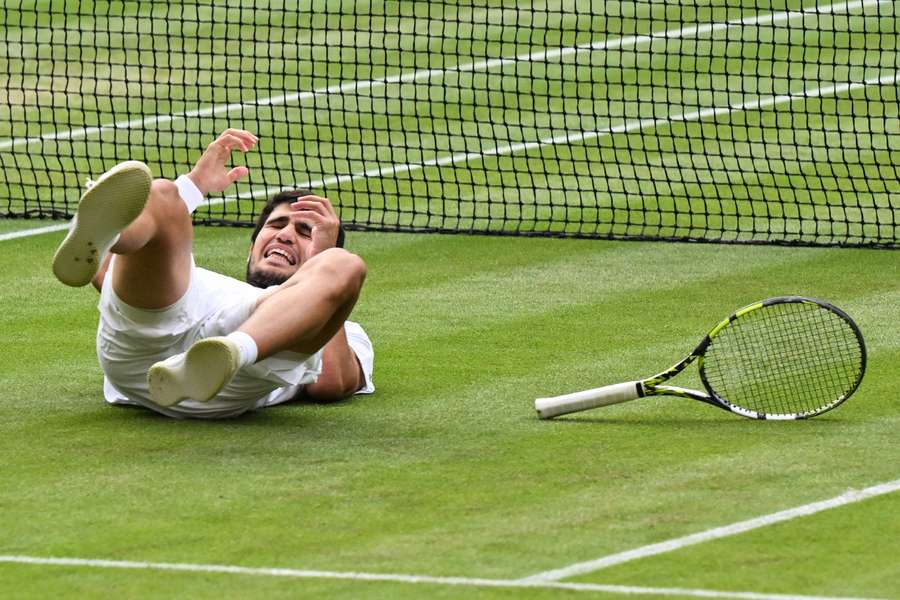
[540,414,853,427]
[70,399,357,430]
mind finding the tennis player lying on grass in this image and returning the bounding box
[52,128,374,418]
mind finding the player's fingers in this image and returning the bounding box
[222,128,257,140]
[210,132,253,153]
[290,196,337,216]
[222,129,259,148]
[290,209,330,227]
[292,207,340,231]
[207,134,239,153]
[226,166,249,183]
[293,216,325,233]
[291,196,331,208]
[290,202,337,222]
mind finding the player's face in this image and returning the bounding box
[246,203,314,287]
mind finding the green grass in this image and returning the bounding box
[0,218,60,235]
[2,0,898,245]
[585,492,900,595]
[0,224,898,598]
[2,0,899,596]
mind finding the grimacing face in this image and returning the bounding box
[245,203,314,288]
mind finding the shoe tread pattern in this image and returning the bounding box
[52,161,152,287]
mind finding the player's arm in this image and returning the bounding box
[236,189,365,400]
[289,194,341,257]
[285,194,366,401]
[293,194,364,400]
[303,327,366,402]
[91,253,114,292]
[90,129,258,294]
[186,128,257,195]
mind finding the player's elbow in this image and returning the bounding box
[304,372,362,403]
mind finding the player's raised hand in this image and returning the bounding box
[290,195,342,257]
[188,129,258,195]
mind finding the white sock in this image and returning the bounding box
[174,174,204,214]
[226,331,258,368]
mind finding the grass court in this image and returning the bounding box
[1,0,899,597]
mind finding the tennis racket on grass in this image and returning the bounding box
[535,296,866,420]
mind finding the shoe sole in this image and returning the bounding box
[147,338,241,407]
[52,161,152,287]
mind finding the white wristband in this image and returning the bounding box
[174,174,204,214]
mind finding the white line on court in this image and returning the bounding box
[519,478,900,584]
[205,69,900,209]
[4,68,896,244]
[0,0,881,152]
[0,555,885,600]
[0,223,68,242]
[1,0,892,243]
[0,5,894,595]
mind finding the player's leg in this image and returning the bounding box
[146,249,366,407]
[110,128,259,308]
[52,161,153,288]
[238,248,367,358]
[55,129,256,308]
[52,165,194,309]
[108,178,194,309]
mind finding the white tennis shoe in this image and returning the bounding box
[147,337,242,407]
[52,160,152,287]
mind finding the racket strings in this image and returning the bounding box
[702,302,864,417]
[716,306,860,415]
[734,308,860,415]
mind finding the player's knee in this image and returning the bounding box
[148,179,190,221]
[335,251,366,298]
[305,248,367,300]
[325,249,366,298]
[338,251,367,295]
[150,178,179,200]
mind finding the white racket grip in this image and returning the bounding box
[534,381,642,419]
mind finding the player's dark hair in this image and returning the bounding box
[250,189,345,248]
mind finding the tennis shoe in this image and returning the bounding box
[52,160,152,287]
[147,337,241,407]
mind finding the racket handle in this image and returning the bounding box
[535,381,642,419]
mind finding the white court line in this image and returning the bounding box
[1,477,897,598]
[0,0,882,151]
[1,0,891,242]
[0,223,68,242]
[520,478,900,584]
[0,555,884,600]
[208,69,900,207]
[4,69,897,244]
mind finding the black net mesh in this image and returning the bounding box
[702,300,865,417]
[2,1,898,246]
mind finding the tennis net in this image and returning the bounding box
[2,0,898,247]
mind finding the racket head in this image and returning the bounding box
[697,296,866,419]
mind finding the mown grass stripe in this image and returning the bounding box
[206,69,897,210]
[0,555,884,600]
[0,223,68,242]
[1,0,877,152]
[520,479,900,583]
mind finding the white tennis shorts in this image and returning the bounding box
[97,256,374,419]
